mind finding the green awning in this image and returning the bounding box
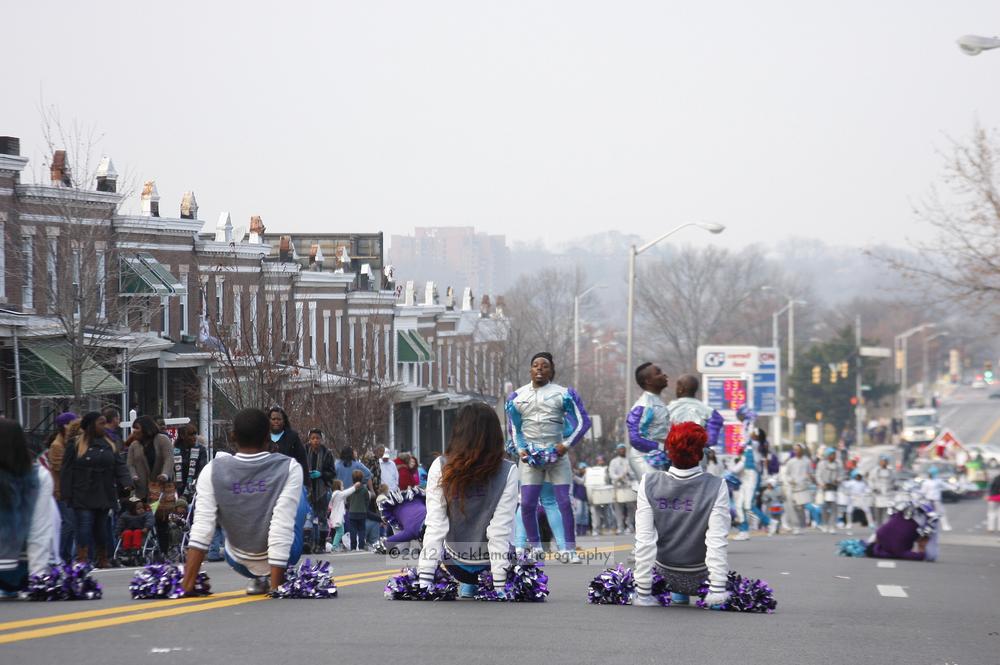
[120,253,186,296]
[407,330,434,361]
[397,330,433,363]
[20,344,125,398]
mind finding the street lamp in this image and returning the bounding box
[923,331,950,405]
[624,221,726,412]
[761,286,807,449]
[957,34,1000,55]
[573,284,605,387]
[895,323,935,415]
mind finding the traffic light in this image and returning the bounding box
[986,361,994,383]
[829,367,837,383]
[839,362,849,378]
[812,366,821,384]
[850,396,858,406]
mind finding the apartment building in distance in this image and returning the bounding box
[389,226,510,297]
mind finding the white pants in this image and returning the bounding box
[931,500,952,531]
[987,501,999,532]
[734,470,759,528]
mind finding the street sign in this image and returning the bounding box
[860,346,892,358]
[697,346,759,373]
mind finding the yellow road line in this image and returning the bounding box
[0,596,268,645]
[0,547,636,645]
[0,567,400,634]
[982,413,1000,444]
[0,591,244,632]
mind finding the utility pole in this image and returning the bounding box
[855,314,863,448]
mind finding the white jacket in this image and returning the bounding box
[327,485,358,528]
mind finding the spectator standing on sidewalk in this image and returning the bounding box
[346,470,370,550]
[608,444,635,534]
[986,472,1000,532]
[781,443,813,535]
[378,447,400,492]
[268,407,308,484]
[47,412,78,562]
[815,447,842,533]
[61,412,131,566]
[125,416,172,503]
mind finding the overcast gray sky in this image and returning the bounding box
[5,1,1000,250]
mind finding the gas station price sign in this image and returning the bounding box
[707,376,749,411]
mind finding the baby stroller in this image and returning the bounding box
[113,529,159,567]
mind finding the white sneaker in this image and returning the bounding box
[529,547,546,562]
[246,576,270,595]
[561,550,583,564]
[733,532,750,541]
[792,528,802,536]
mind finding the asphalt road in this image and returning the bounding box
[937,385,1000,446]
[2,498,997,665]
[2,391,997,665]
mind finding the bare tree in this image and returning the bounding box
[876,122,1000,308]
[633,245,800,375]
[6,106,146,416]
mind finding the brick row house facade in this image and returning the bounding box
[0,137,508,465]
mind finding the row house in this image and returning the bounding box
[0,136,509,458]
[391,281,508,465]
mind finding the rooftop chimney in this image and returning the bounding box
[249,215,266,244]
[445,286,455,310]
[480,294,491,318]
[495,296,506,318]
[95,156,118,193]
[0,137,21,156]
[215,212,233,243]
[180,192,198,219]
[140,180,160,216]
[404,281,416,306]
[279,235,295,262]
[461,287,474,311]
[424,281,438,306]
[50,150,71,187]
[309,243,326,270]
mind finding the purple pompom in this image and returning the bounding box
[650,569,673,607]
[384,566,457,601]
[587,565,635,605]
[24,563,102,601]
[272,559,338,599]
[129,563,211,599]
[523,447,560,467]
[477,556,549,602]
[695,571,777,613]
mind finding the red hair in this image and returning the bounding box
[666,422,707,469]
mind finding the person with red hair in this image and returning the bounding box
[633,422,731,608]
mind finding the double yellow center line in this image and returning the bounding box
[0,568,399,645]
[0,544,635,645]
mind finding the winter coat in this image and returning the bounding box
[127,434,174,501]
[61,437,131,511]
[272,428,308,484]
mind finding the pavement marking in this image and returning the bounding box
[0,591,245,632]
[877,561,896,569]
[0,547,638,645]
[0,567,403,634]
[981,412,1000,443]
[876,584,908,598]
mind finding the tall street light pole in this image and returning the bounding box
[573,284,604,388]
[895,323,935,416]
[923,331,949,406]
[624,221,726,413]
[763,288,806,449]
